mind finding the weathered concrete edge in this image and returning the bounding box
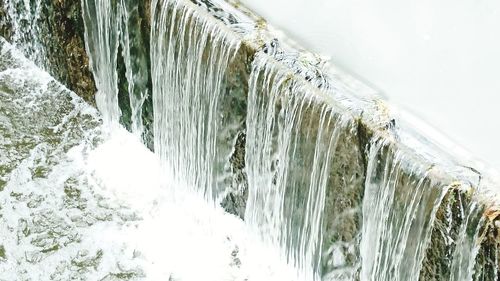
[186,0,500,272]
[192,0,500,215]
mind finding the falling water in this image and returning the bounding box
[118,0,149,138]
[80,0,494,279]
[3,0,45,65]
[448,196,485,281]
[82,0,243,181]
[0,31,301,281]
[150,0,240,202]
[359,133,494,281]
[81,0,121,127]
[244,53,348,280]
[360,137,450,281]
[81,0,354,278]
[2,0,497,279]
[82,0,148,135]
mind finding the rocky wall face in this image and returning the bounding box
[42,0,96,104]
[0,0,96,105]
[474,217,500,281]
[0,0,11,40]
[219,43,254,218]
[320,123,366,280]
[421,186,500,281]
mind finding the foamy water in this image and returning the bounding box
[85,127,302,280]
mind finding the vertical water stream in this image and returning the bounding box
[81,0,121,127]
[82,0,149,135]
[75,0,497,280]
[360,138,449,281]
[359,135,490,281]
[150,0,239,202]
[244,53,348,280]
[448,197,485,281]
[3,0,45,65]
[118,0,150,139]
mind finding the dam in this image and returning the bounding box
[0,0,499,280]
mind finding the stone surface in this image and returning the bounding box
[0,0,96,105]
[0,38,144,280]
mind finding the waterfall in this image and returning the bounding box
[82,0,121,127]
[448,197,484,281]
[81,0,244,200]
[244,53,348,280]
[358,135,492,281]
[82,0,149,136]
[360,137,449,281]
[3,0,44,65]
[150,0,240,202]
[118,0,149,139]
[23,0,496,281]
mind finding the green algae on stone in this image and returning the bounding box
[0,245,6,261]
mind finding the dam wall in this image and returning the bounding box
[1,0,499,279]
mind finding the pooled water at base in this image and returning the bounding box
[0,38,301,281]
[86,129,303,281]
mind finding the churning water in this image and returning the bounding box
[0,37,300,281]
[1,0,496,280]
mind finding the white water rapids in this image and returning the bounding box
[0,37,300,280]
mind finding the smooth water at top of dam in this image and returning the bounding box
[1,0,495,280]
[240,0,500,169]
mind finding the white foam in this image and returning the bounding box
[86,127,300,281]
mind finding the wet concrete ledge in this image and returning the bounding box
[1,0,499,279]
[181,2,500,278]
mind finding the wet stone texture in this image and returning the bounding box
[218,43,253,219]
[0,0,12,41]
[0,0,96,105]
[42,0,97,105]
[321,123,366,280]
[0,39,144,280]
[474,214,500,281]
